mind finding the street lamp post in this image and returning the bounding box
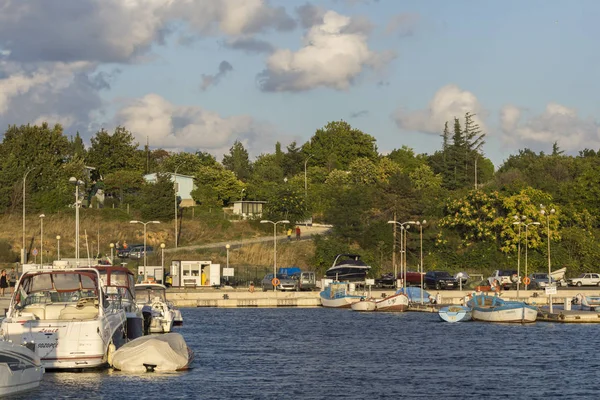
[22,167,34,264]
[304,154,313,199]
[69,177,84,261]
[39,214,45,266]
[524,222,540,290]
[173,167,180,249]
[226,243,230,285]
[260,219,290,292]
[512,215,526,298]
[160,243,165,269]
[540,206,556,313]
[130,220,160,281]
[387,220,416,289]
[415,220,426,304]
[56,235,61,260]
[110,243,114,264]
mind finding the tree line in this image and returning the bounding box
[2,115,599,278]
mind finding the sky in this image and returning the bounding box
[1,0,599,168]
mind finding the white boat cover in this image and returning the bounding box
[111,333,192,373]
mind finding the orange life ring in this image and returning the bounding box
[523,277,531,285]
[271,278,280,286]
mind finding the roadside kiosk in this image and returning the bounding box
[170,260,221,288]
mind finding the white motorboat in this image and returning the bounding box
[111,332,194,373]
[1,267,128,370]
[0,340,44,397]
[351,298,377,312]
[96,265,144,340]
[135,283,176,333]
[170,303,184,326]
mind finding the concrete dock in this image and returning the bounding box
[2,288,600,322]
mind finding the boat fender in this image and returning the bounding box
[107,343,116,366]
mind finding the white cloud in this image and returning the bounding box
[258,10,394,92]
[0,0,294,64]
[394,84,486,134]
[500,103,600,151]
[114,94,282,157]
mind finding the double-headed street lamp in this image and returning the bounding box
[387,220,416,289]
[69,177,84,261]
[39,214,45,266]
[540,205,556,313]
[260,219,289,292]
[130,220,160,281]
[524,221,540,290]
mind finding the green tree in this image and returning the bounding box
[86,127,141,176]
[222,140,252,181]
[192,165,244,207]
[139,173,176,221]
[305,121,378,171]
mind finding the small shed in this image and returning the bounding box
[232,201,267,219]
[143,173,195,207]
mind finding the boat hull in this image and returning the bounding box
[320,295,361,308]
[376,293,409,312]
[468,295,538,323]
[351,300,377,312]
[0,341,44,397]
[438,306,472,322]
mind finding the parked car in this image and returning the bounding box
[291,271,317,291]
[528,273,557,289]
[117,244,142,259]
[567,273,600,287]
[423,271,457,290]
[487,269,519,290]
[129,245,154,260]
[375,273,396,288]
[261,273,297,291]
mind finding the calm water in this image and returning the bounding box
[11,307,600,399]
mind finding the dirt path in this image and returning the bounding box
[164,225,331,253]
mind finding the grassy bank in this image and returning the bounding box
[0,207,317,272]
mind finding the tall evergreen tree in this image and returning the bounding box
[222,140,252,181]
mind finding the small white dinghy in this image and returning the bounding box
[0,341,44,397]
[111,333,194,373]
[351,298,377,312]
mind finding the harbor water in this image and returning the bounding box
[10,307,600,399]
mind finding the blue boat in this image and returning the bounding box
[438,305,472,323]
[467,294,538,323]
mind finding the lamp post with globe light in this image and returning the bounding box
[110,243,114,264]
[39,214,45,266]
[56,235,61,260]
[524,222,540,290]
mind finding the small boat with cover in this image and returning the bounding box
[111,332,194,373]
[467,294,538,323]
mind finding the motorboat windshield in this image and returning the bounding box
[135,284,167,303]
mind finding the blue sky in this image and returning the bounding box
[1,0,599,167]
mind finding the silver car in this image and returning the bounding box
[261,273,297,291]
